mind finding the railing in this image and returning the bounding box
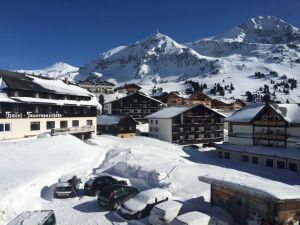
[254,133,286,140]
[253,120,286,126]
[51,126,95,136]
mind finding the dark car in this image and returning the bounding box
[202,142,215,148]
[8,210,56,225]
[97,184,139,210]
[54,175,81,198]
[84,175,128,196]
[187,145,199,149]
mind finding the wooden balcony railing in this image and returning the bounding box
[254,133,286,140]
[253,120,286,126]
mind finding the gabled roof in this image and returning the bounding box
[97,114,138,125]
[0,70,92,97]
[78,80,115,86]
[145,104,226,119]
[189,92,212,101]
[105,92,166,105]
[226,103,300,123]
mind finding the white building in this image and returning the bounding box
[0,71,99,140]
[217,103,300,173]
[78,80,115,98]
[145,104,225,144]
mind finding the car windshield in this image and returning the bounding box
[56,186,72,191]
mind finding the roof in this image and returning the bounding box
[145,104,226,119]
[199,175,300,201]
[174,211,210,224]
[78,80,115,86]
[105,92,166,105]
[0,71,92,97]
[97,114,137,125]
[226,103,300,123]
[216,143,300,161]
[7,210,54,225]
[59,175,74,183]
[189,92,212,101]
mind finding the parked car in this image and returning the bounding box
[97,184,139,210]
[187,145,200,149]
[149,200,183,225]
[84,175,127,196]
[120,188,172,220]
[170,211,218,225]
[7,210,56,225]
[54,175,81,198]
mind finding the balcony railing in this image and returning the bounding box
[253,120,286,126]
[254,133,286,140]
[51,126,95,136]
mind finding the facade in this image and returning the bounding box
[117,83,142,95]
[199,176,300,225]
[78,80,115,98]
[0,71,98,140]
[217,103,300,173]
[97,114,138,138]
[146,104,225,144]
[103,92,166,121]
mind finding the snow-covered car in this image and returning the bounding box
[120,188,172,220]
[53,175,81,198]
[97,184,139,210]
[7,210,56,225]
[148,200,183,225]
[170,211,218,225]
[84,175,127,196]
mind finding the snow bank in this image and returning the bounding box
[0,135,103,225]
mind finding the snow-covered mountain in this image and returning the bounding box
[18,62,79,81]
[15,16,300,102]
[77,32,222,82]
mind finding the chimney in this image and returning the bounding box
[64,77,69,84]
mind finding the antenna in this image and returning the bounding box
[156,27,159,34]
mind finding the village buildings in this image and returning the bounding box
[77,80,115,98]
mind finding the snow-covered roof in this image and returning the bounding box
[146,104,226,119]
[59,175,74,183]
[199,174,300,201]
[226,103,265,122]
[7,210,54,225]
[105,92,166,105]
[97,115,123,125]
[146,106,193,119]
[227,103,300,123]
[173,211,210,224]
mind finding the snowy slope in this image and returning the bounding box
[77,32,221,82]
[18,62,79,81]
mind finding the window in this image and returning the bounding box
[155,120,158,124]
[277,160,285,169]
[46,121,55,130]
[150,120,153,124]
[0,123,11,132]
[72,120,79,127]
[242,155,249,162]
[60,120,68,128]
[155,127,159,132]
[30,122,40,131]
[252,156,258,164]
[87,120,93,126]
[266,159,273,168]
[224,152,230,159]
[288,162,298,172]
[217,151,222,158]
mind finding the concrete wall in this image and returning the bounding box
[148,119,172,142]
[228,136,253,145]
[0,117,96,140]
[232,124,252,134]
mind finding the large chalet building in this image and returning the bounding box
[0,71,99,140]
[217,103,300,173]
[145,104,225,144]
[77,80,115,97]
[103,92,166,121]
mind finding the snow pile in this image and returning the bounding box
[0,135,103,225]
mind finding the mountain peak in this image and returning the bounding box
[43,62,78,72]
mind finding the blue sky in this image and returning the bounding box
[0,0,300,70]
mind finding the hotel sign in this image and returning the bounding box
[5,111,62,119]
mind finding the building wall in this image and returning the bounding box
[0,117,96,140]
[149,119,172,142]
[232,124,253,134]
[228,136,253,145]
[103,103,112,114]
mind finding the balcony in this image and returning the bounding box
[254,133,286,140]
[253,120,286,126]
[51,126,95,136]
